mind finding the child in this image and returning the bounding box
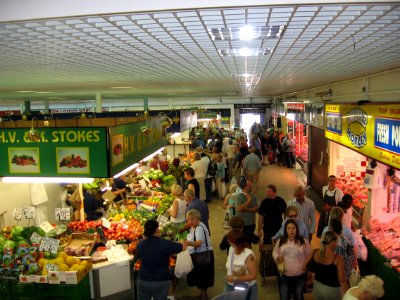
[223,184,239,218]
[216,153,226,200]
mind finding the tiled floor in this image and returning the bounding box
[175,163,320,300]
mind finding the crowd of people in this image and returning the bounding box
[131,124,385,300]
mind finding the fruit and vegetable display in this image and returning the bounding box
[59,154,87,168]
[336,177,368,209]
[11,155,36,166]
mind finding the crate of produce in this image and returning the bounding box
[37,276,90,300]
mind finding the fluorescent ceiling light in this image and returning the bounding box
[110,86,133,89]
[17,90,36,93]
[2,177,94,183]
[209,25,285,41]
[113,146,165,178]
[113,163,139,178]
[232,74,260,78]
[219,48,273,57]
[240,25,255,41]
[35,91,53,94]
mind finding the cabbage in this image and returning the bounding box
[4,240,16,251]
[11,225,24,240]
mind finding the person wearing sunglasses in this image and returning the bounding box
[272,206,309,243]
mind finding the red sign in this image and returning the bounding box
[287,103,304,111]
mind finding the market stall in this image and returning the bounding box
[325,103,400,299]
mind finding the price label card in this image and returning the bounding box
[30,232,42,244]
[102,217,111,229]
[13,208,23,221]
[23,207,36,219]
[39,237,60,254]
[55,208,71,221]
[138,179,147,189]
[39,221,54,233]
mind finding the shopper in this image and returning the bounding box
[111,175,127,202]
[192,152,207,201]
[339,194,354,229]
[201,152,214,203]
[167,184,187,233]
[183,188,209,231]
[223,184,239,218]
[258,184,287,245]
[224,230,258,300]
[235,179,259,245]
[165,158,184,188]
[273,219,310,300]
[242,146,262,193]
[282,133,295,168]
[82,187,102,221]
[342,275,384,300]
[304,231,348,299]
[184,167,200,199]
[287,185,316,241]
[186,209,214,300]
[231,144,243,184]
[317,175,344,238]
[136,220,186,300]
[216,153,226,200]
[328,218,356,280]
[220,216,246,254]
[271,206,309,242]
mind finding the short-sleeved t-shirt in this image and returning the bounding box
[258,196,287,241]
[235,192,258,226]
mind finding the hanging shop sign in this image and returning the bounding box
[325,104,400,169]
[220,117,230,125]
[0,127,108,177]
[286,103,305,111]
[109,117,166,176]
[234,103,271,109]
[197,112,218,119]
[239,108,266,114]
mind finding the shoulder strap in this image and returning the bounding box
[193,225,209,252]
[332,254,338,264]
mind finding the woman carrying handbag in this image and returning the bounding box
[186,209,214,300]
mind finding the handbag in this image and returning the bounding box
[174,249,194,278]
[190,225,213,267]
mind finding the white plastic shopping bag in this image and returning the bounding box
[174,250,194,278]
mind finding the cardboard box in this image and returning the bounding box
[47,260,92,284]
[19,274,48,283]
[64,233,98,258]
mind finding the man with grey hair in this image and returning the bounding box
[287,185,316,241]
[182,188,209,231]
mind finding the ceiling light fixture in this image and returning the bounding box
[219,48,273,57]
[239,25,255,41]
[17,90,36,93]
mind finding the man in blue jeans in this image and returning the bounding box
[136,220,187,300]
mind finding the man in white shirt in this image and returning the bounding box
[287,185,316,241]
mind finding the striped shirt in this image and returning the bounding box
[287,197,316,234]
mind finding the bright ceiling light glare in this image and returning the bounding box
[35,91,53,94]
[16,90,36,93]
[238,47,255,57]
[209,25,285,41]
[239,25,255,41]
[219,48,273,57]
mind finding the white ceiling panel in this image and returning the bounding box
[0,3,399,103]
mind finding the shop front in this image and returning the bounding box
[0,116,170,299]
[324,103,400,300]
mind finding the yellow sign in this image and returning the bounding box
[325,104,400,169]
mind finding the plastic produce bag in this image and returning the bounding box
[30,183,49,205]
[174,250,194,278]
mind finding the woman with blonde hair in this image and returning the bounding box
[304,231,348,299]
[342,275,384,300]
[167,184,187,232]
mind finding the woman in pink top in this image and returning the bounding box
[273,219,310,300]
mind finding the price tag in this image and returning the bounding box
[39,237,60,254]
[55,208,71,221]
[13,208,23,221]
[138,179,147,189]
[30,232,42,244]
[39,221,54,233]
[23,207,36,219]
[102,217,111,229]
